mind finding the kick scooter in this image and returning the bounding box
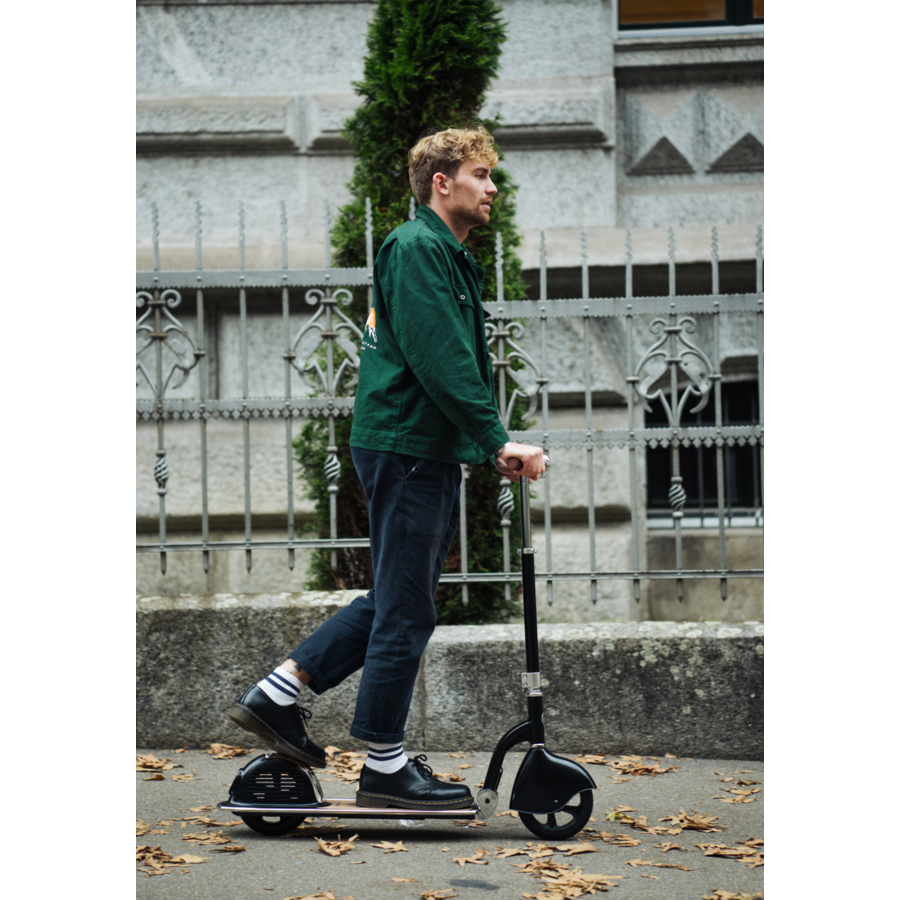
[218,457,596,839]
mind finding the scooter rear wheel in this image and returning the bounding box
[239,813,307,836]
[519,790,593,840]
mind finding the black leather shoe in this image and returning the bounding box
[227,685,327,769]
[356,755,474,810]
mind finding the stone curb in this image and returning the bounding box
[137,592,763,758]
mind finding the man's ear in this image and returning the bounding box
[432,172,450,196]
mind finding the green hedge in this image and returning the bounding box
[295,0,533,625]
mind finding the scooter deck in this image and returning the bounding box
[218,799,478,820]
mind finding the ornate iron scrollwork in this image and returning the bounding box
[485,320,541,430]
[290,288,363,397]
[633,316,713,429]
[136,289,202,399]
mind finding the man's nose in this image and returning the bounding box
[486,178,498,195]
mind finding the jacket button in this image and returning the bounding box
[460,294,466,300]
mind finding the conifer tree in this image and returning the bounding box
[296,0,530,624]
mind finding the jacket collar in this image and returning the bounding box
[415,204,467,255]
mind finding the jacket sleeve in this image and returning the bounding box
[382,238,510,459]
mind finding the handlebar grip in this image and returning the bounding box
[507,455,550,473]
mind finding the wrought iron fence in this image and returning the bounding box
[137,200,763,604]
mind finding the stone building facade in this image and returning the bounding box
[136,0,763,623]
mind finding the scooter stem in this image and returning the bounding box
[518,474,545,746]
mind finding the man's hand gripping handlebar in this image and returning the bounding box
[494,442,549,482]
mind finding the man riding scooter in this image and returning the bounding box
[228,125,545,810]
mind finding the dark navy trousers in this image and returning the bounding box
[289,447,461,743]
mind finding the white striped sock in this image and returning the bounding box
[257,666,303,707]
[366,742,407,774]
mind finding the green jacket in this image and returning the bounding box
[350,205,510,465]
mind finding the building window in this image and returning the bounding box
[645,379,763,528]
[618,0,763,31]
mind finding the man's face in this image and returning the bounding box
[442,157,498,231]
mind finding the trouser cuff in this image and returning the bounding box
[349,723,406,744]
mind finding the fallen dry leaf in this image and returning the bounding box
[695,841,764,868]
[136,753,182,772]
[653,842,691,853]
[619,814,677,836]
[525,842,556,860]
[446,752,467,758]
[390,877,417,882]
[369,840,408,853]
[170,854,208,864]
[172,772,198,782]
[182,831,233,845]
[136,844,208,876]
[576,754,608,765]
[136,820,152,836]
[211,845,246,853]
[283,893,352,900]
[604,805,638,821]
[143,774,165,781]
[695,843,752,859]
[711,787,760,804]
[517,857,624,897]
[552,842,596,856]
[596,832,642,847]
[314,834,358,857]
[322,748,367,782]
[452,848,490,867]
[497,810,520,818]
[452,819,486,827]
[174,748,188,753]
[701,893,764,900]
[182,815,241,827]
[207,743,248,759]
[188,805,216,812]
[419,891,459,900]
[658,809,724,833]
[458,764,472,769]
[494,847,528,859]
[641,874,660,879]
[624,858,693,871]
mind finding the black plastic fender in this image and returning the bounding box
[508,747,597,815]
[228,754,324,810]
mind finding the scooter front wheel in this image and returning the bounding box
[239,813,307,836]
[519,790,593,840]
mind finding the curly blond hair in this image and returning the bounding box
[408,125,499,206]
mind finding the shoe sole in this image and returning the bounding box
[355,790,474,811]
[227,703,326,769]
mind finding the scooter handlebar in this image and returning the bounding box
[506,454,550,478]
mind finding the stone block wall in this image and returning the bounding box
[136,592,763,758]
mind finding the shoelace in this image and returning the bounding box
[411,754,434,777]
[296,706,312,721]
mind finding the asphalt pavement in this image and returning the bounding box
[136,745,763,900]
